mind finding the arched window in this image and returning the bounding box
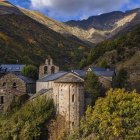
[51,66,55,74]
[72,94,75,102]
[12,83,17,89]
[2,82,6,87]
[44,66,48,74]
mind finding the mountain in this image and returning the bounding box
[0,0,140,69]
[0,1,90,69]
[66,9,140,43]
[1,1,139,47]
[22,8,140,44]
[82,25,140,92]
[20,8,94,46]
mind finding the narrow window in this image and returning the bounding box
[12,83,17,89]
[0,96,4,104]
[72,94,75,102]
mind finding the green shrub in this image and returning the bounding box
[0,97,54,140]
[22,65,38,80]
[70,89,140,140]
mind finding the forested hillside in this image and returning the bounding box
[0,1,89,69]
[80,25,140,91]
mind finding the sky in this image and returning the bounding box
[8,0,140,21]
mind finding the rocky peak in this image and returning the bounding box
[65,9,140,30]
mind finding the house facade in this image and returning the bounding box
[88,67,116,89]
[0,73,36,112]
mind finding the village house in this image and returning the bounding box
[0,65,36,112]
[87,67,116,89]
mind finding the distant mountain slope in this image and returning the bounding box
[3,0,139,44]
[66,9,140,43]
[0,1,89,69]
[20,8,94,46]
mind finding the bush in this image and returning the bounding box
[22,65,38,80]
[0,97,54,140]
[85,72,102,105]
[70,89,140,140]
[115,68,128,88]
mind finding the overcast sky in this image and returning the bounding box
[9,0,140,21]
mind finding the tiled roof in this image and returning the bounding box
[0,64,25,72]
[37,71,68,82]
[89,67,115,77]
[1,73,35,84]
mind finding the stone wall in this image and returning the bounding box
[0,73,36,94]
[36,81,54,92]
[53,83,85,130]
[98,76,112,89]
[0,90,14,112]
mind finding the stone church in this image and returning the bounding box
[32,57,86,130]
[33,56,115,130]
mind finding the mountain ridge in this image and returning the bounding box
[1,1,140,44]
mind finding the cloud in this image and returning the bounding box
[29,0,139,21]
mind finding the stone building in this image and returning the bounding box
[34,58,115,130]
[0,73,36,94]
[88,67,116,89]
[54,72,85,129]
[33,71,85,130]
[39,56,59,79]
[0,73,36,112]
[0,88,28,112]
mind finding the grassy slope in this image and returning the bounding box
[0,12,89,69]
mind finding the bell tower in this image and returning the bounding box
[39,56,59,79]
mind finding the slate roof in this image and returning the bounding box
[1,73,35,84]
[0,64,25,73]
[15,73,35,84]
[37,71,68,82]
[72,70,86,78]
[55,73,84,83]
[88,67,115,77]
[30,88,53,100]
